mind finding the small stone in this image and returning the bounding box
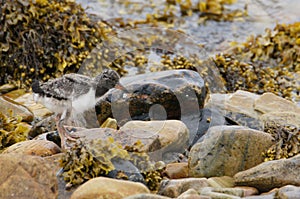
[164,162,189,179]
[188,126,274,177]
[207,176,235,188]
[205,90,261,119]
[70,177,150,199]
[158,178,210,198]
[189,108,228,148]
[124,193,171,199]
[200,187,243,199]
[0,154,58,199]
[178,189,211,199]
[29,116,57,138]
[120,120,189,161]
[2,140,61,157]
[101,117,118,129]
[0,95,34,122]
[0,84,16,94]
[234,154,300,192]
[204,91,264,130]
[254,92,300,114]
[234,186,258,197]
[277,185,300,199]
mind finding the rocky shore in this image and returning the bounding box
[1,68,300,198]
[1,0,300,199]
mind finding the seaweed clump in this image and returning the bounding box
[0,111,30,151]
[214,22,300,102]
[0,0,107,87]
[60,138,163,191]
[263,121,300,161]
[114,0,247,27]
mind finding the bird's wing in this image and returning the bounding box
[40,74,94,100]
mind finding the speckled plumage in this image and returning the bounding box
[31,69,121,149]
[32,69,120,115]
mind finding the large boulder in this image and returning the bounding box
[96,69,207,128]
[188,126,274,177]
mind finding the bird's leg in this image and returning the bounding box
[55,112,77,150]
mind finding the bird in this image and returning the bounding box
[32,69,124,149]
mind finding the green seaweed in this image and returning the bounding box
[214,22,300,102]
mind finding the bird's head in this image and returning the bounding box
[95,69,120,88]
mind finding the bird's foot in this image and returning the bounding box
[55,114,79,150]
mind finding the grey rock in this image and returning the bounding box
[120,120,189,161]
[189,126,274,177]
[234,154,300,192]
[277,185,300,199]
[254,92,300,114]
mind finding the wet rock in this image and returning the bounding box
[207,176,234,188]
[234,154,300,192]
[277,185,300,199]
[0,154,58,199]
[158,178,210,198]
[120,120,189,161]
[189,108,228,148]
[0,95,33,122]
[14,93,53,121]
[70,177,150,199]
[96,69,207,126]
[254,92,300,114]
[189,126,274,177]
[35,131,61,148]
[164,162,189,179]
[2,140,61,157]
[108,159,144,183]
